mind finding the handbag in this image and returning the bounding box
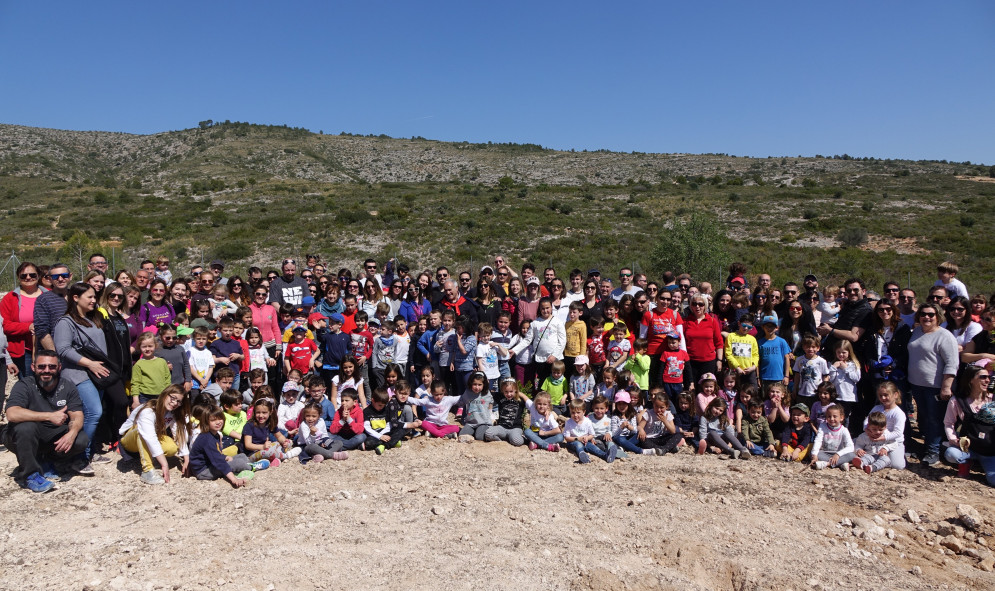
[71,322,122,389]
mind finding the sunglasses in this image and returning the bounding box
[109,293,124,300]
[49,272,71,280]
[255,291,267,296]
[20,272,38,279]
[789,306,802,311]
[192,270,202,276]
[35,363,59,370]
[920,312,936,318]
[620,273,632,277]
[884,288,899,292]
[949,307,966,312]
[979,375,991,381]
[691,302,705,307]
[846,288,861,294]
[660,298,673,303]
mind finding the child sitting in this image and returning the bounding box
[587,394,621,462]
[851,411,895,474]
[408,379,461,439]
[672,391,697,448]
[243,399,300,465]
[523,391,564,452]
[484,378,527,446]
[276,383,304,439]
[458,372,494,442]
[637,391,682,456]
[698,397,749,459]
[778,403,815,462]
[295,401,348,463]
[364,388,401,454]
[328,388,367,450]
[809,404,854,470]
[741,400,777,457]
[189,406,259,487]
[563,399,613,464]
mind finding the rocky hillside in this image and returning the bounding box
[0,122,974,188]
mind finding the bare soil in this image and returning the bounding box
[0,436,992,591]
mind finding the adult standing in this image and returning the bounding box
[961,308,995,366]
[438,279,478,329]
[268,258,308,307]
[399,282,431,324]
[510,297,566,386]
[121,286,144,354]
[548,278,570,324]
[139,279,176,331]
[712,290,737,336]
[360,277,385,318]
[97,285,133,447]
[501,277,524,332]
[134,267,151,306]
[473,278,501,328]
[226,275,250,307]
[209,260,227,286]
[167,279,190,317]
[907,303,960,465]
[1,261,46,377]
[578,278,602,322]
[514,277,542,329]
[817,278,873,363]
[3,351,88,492]
[385,279,405,317]
[683,293,724,386]
[640,290,685,388]
[250,284,282,387]
[777,298,818,357]
[33,263,72,353]
[610,267,639,301]
[53,283,112,473]
[358,258,384,291]
[942,296,981,350]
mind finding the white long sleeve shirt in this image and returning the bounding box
[119,406,190,458]
[510,315,566,363]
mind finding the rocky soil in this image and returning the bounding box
[0,438,991,591]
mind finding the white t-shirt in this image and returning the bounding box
[188,347,215,380]
[475,343,501,379]
[641,408,674,438]
[588,413,612,437]
[792,355,831,399]
[563,417,596,439]
[525,398,559,432]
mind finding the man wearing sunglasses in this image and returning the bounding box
[4,350,88,492]
[817,278,872,363]
[34,263,73,353]
[611,267,640,301]
[359,259,383,292]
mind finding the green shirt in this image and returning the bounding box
[131,357,172,397]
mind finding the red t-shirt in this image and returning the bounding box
[641,308,684,356]
[285,339,317,373]
[661,349,690,384]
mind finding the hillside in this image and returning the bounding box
[0,122,992,294]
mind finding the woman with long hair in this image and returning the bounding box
[0,261,46,376]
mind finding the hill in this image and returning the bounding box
[0,122,992,295]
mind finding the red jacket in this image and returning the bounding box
[329,405,364,437]
[0,289,38,358]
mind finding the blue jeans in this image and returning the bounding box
[330,432,367,451]
[523,429,564,447]
[75,379,103,461]
[910,385,945,455]
[613,432,642,454]
[945,447,995,486]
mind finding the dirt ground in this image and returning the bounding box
[0,435,992,591]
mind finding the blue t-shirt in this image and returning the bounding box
[757,335,791,381]
[242,420,275,446]
[452,335,477,371]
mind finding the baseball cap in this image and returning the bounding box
[761,315,778,326]
[804,274,818,282]
[293,306,307,317]
[329,313,344,325]
[176,326,194,336]
[526,277,541,286]
[308,312,326,325]
[665,331,680,339]
[614,391,632,404]
[588,268,600,276]
[729,277,745,287]
[790,403,810,415]
[574,355,589,365]
[210,260,225,269]
[292,325,307,333]
[480,265,494,274]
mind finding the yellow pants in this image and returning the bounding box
[121,427,178,473]
[776,443,811,461]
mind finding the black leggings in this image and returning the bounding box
[96,381,129,447]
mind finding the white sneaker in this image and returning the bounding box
[814,461,828,470]
[140,470,165,485]
[285,447,302,459]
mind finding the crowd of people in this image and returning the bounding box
[1,252,993,493]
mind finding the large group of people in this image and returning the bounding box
[1,252,993,492]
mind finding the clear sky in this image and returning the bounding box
[1,1,992,163]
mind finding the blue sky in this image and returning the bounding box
[1,1,992,163]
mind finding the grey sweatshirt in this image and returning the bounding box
[53,315,107,385]
[907,327,959,389]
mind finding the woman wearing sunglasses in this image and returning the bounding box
[1,261,47,377]
[907,303,960,466]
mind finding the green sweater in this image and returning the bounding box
[131,357,172,397]
[741,415,776,447]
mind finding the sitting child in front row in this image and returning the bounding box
[295,400,348,462]
[189,406,258,487]
[408,379,461,439]
[243,399,300,465]
[740,400,777,457]
[563,399,615,464]
[851,411,895,474]
[698,397,749,459]
[809,404,854,470]
[523,391,564,452]
[638,391,683,456]
[484,378,527,446]
[778,403,815,462]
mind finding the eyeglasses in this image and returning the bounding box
[19,272,38,280]
[35,363,59,370]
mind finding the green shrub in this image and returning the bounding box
[211,241,252,261]
[837,227,868,247]
[651,213,729,277]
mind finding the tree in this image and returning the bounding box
[198,120,213,130]
[58,230,101,277]
[650,213,730,279]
